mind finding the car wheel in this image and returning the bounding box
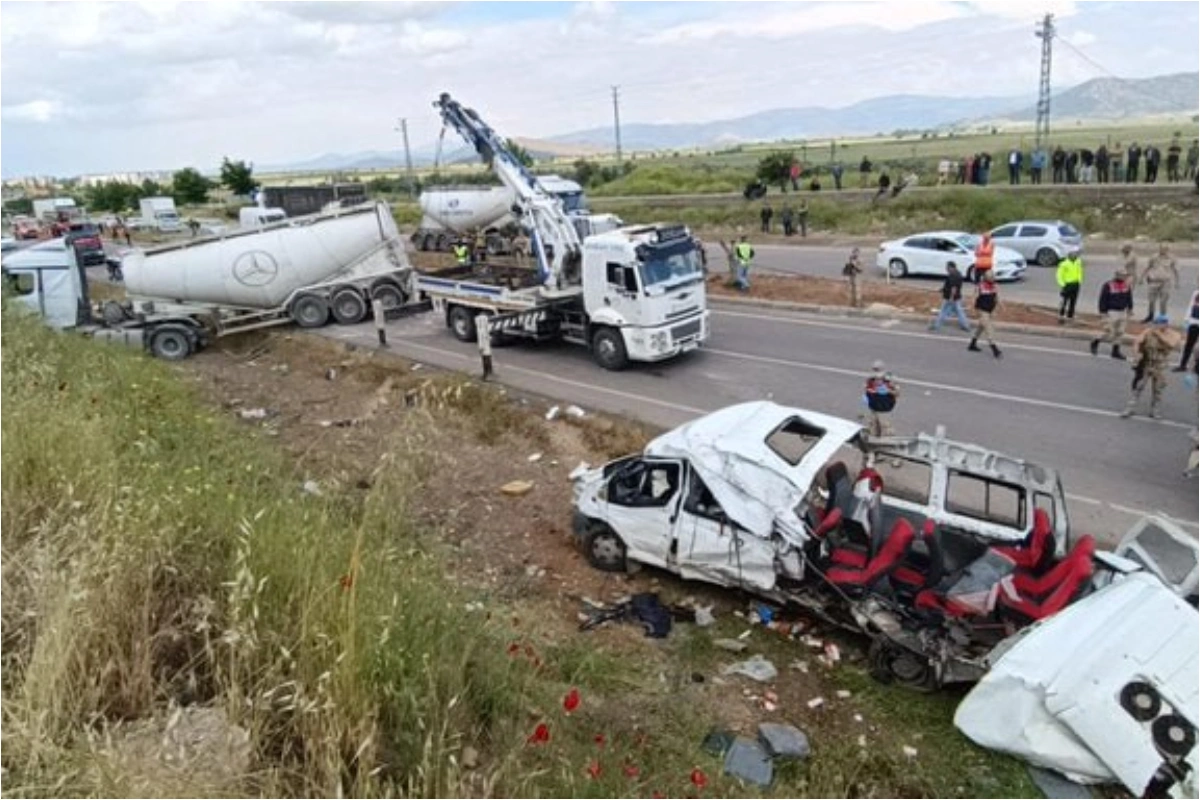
[888,258,908,279]
[1035,247,1060,268]
[584,526,627,572]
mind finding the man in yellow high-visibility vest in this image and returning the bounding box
[453,241,471,267]
[733,235,754,292]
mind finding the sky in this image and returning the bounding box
[1,0,1197,178]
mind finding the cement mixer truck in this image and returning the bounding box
[412,175,622,255]
[2,201,413,360]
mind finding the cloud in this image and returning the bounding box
[397,20,469,56]
[1067,30,1097,47]
[4,99,65,123]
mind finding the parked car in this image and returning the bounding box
[12,216,41,240]
[988,220,1082,267]
[64,221,106,266]
[876,231,1027,282]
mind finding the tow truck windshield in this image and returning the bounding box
[638,244,704,292]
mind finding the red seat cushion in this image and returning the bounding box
[890,565,926,589]
[826,519,916,588]
[993,508,1054,571]
[998,535,1095,621]
[830,548,868,568]
[812,507,843,540]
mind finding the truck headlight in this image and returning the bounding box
[651,331,669,350]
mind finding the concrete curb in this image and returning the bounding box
[710,294,1121,343]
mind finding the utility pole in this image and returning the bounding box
[611,85,623,164]
[395,117,415,198]
[1034,13,1055,152]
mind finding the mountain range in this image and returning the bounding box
[260,72,1198,173]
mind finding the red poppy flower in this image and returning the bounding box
[527,722,550,745]
[690,768,708,789]
[586,761,602,780]
[623,764,641,779]
[563,688,581,714]
[594,733,607,748]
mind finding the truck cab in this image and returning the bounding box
[2,239,89,329]
[239,207,288,228]
[580,224,708,366]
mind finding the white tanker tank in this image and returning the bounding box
[123,201,409,311]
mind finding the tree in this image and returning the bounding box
[756,150,796,192]
[3,198,33,216]
[573,158,599,187]
[87,180,141,213]
[172,167,214,205]
[140,178,164,198]
[219,157,256,195]
[505,138,534,168]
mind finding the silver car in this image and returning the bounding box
[988,220,1083,267]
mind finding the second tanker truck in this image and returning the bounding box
[2,200,413,360]
[412,175,622,255]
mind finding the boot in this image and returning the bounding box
[1150,405,1163,420]
[1089,339,1099,356]
[990,343,1003,359]
[1111,345,1125,360]
[967,339,981,352]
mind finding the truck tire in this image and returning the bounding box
[370,280,407,312]
[291,294,330,328]
[330,287,367,325]
[447,305,478,343]
[435,233,449,252]
[148,325,194,361]
[591,327,628,371]
[485,233,505,256]
[420,232,434,252]
[583,525,627,572]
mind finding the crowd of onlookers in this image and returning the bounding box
[935,135,1199,187]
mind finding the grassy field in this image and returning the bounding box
[1,304,1040,797]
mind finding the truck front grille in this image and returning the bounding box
[671,318,702,342]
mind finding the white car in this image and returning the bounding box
[876,231,1027,282]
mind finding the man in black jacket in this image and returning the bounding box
[1051,146,1066,183]
[1090,268,1134,359]
[929,262,971,332]
[1127,142,1142,182]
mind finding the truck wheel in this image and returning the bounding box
[370,281,407,312]
[435,233,449,252]
[868,639,938,693]
[291,294,330,328]
[591,327,628,371]
[447,305,478,342]
[420,232,434,252]
[149,325,194,361]
[485,233,505,256]
[331,288,367,325]
[584,526,627,572]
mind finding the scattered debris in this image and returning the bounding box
[545,405,561,421]
[714,639,748,653]
[527,452,543,463]
[857,734,868,748]
[723,738,774,787]
[500,480,534,497]
[565,404,586,418]
[461,746,479,770]
[319,418,359,428]
[694,605,716,627]
[524,564,546,579]
[902,745,919,759]
[853,713,864,723]
[1027,766,1094,799]
[325,368,338,381]
[701,728,736,757]
[568,461,590,480]
[802,635,824,649]
[757,723,810,760]
[823,643,841,664]
[806,697,825,709]
[578,593,673,638]
[411,363,423,371]
[737,629,753,640]
[721,655,778,683]
[301,480,322,496]
[789,660,810,673]
[836,689,852,699]
[237,407,271,420]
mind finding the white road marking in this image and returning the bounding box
[713,307,1097,358]
[703,346,1192,429]
[319,329,1196,533]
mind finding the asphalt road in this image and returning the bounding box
[316,302,1199,547]
[703,242,1200,319]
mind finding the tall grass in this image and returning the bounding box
[0,306,549,797]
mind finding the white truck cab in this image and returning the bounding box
[239,207,288,228]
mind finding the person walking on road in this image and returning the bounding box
[733,235,754,292]
[843,247,863,308]
[1174,290,1199,372]
[1057,248,1084,324]
[1139,242,1180,322]
[1121,315,1178,419]
[1090,268,1134,359]
[967,275,1003,359]
[861,360,899,439]
[759,203,773,234]
[929,262,972,332]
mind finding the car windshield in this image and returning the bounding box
[954,234,980,249]
[638,245,704,290]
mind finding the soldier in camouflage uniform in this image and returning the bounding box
[1121,314,1179,419]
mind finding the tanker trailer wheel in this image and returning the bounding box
[370,280,408,312]
[330,287,367,325]
[435,233,449,252]
[291,294,330,328]
[447,305,478,343]
[148,325,195,361]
